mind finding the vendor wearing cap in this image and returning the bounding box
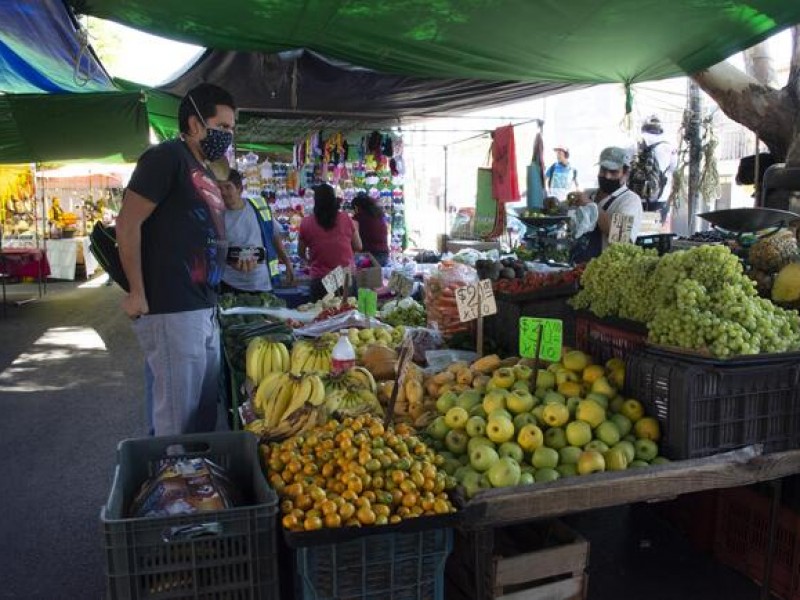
[570,146,643,262]
[545,147,579,201]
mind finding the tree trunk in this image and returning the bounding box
[692,26,800,167]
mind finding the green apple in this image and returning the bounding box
[559,445,583,465]
[479,474,494,491]
[456,390,482,410]
[613,441,636,464]
[442,457,462,476]
[584,440,609,454]
[498,441,524,463]
[470,444,500,472]
[444,406,470,430]
[565,420,592,447]
[610,396,625,414]
[453,465,476,482]
[532,446,560,469]
[543,390,566,405]
[507,389,536,414]
[512,380,531,393]
[610,413,633,437]
[542,403,570,427]
[487,416,515,443]
[544,427,567,450]
[435,391,458,415]
[461,470,482,498]
[517,423,544,452]
[556,463,578,478]
[634,439,659,461]
[531,405,546,426]
[604,447,629,471]
[623,433,637,443]
[459,453,470,465]
[586,392,610,410]
[468,436,495,454]
[535,369,556,390]
[575,399,606,428]
[577,450,606,475]
[483,389,508,414]
[595,421,621,446]
[566,396,581,416]
[445,429,469,455]
[534,387,549,400]
[470,404,487,418]
[491,367,516,389]
[426,416,450,441]
[651,456,671,465]
[535,467,560,483]
[466,416,487,438]
[487,456,522,487]
[513,364,533,381]
[629,459,649,468]
[513,412,537,431]
[488,408,513,421]
[519,472,535,485]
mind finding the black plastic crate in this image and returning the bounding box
[574,312,648,365]
[295,528,452,600]
[484,294,576,357]
[625,350,800,459]
[101,432,280,599]
[635,233,676,255]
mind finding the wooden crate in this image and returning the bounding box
[446,520,589,600]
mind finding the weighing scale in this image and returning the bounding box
[514,209,575,265]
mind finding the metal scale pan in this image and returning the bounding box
[698,207,800,233]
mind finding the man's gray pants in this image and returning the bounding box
[133,308,219,436]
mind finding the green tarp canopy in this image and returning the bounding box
[76,0,800,84]
[0,92,150,163]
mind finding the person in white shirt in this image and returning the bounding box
[570,146,643,262]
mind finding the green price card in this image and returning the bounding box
[519,317,563,362]
[358,288,378,317]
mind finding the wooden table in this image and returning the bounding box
[458,446,800,599]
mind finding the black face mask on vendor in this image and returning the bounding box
[597,176,622,194]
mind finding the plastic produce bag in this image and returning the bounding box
[424,262,478,338]
[129,458,242,518]
[293,310,389,337]
[405,326,445,364]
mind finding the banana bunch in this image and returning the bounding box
[253,372,326,430]
[376,364,435,429]
[290,340,334,375]
[245,338,290,383]
[325,386,383,418]
[245,404,328,442]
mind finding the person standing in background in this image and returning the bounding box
[351,192,389,266]
[298,184,362,301]
[117,83,236,436]
[545,147,579,201]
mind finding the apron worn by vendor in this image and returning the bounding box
[570,190,624,263]
[247,196,281,286]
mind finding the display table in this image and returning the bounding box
[45,237,99,281]
[0,247,51,279]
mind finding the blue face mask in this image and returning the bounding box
[188,95,233,161]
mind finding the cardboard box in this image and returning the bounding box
[354,253,382,289]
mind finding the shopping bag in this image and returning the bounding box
[89,222,130,291]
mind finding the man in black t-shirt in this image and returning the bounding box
[116,83,236,436]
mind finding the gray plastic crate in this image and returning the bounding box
[101,432,279,599]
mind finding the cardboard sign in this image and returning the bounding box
[519,317,563,362]
[389,271,414,298]
[455,280,497,323]
[322,266,346,295]
[357,288,378,317]
[609,213,635,244]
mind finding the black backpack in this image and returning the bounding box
[628,141,667,206]
[89,222,130,292]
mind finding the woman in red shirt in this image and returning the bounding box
[352,192,390,266]
[299,184,362,301]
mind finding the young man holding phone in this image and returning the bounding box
[219,169,294,293]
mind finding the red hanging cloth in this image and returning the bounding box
[491,125,520,203]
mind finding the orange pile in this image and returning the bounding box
[262,415,456,532]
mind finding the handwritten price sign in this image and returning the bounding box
[519,317,563,362]
[609,213,635,244]
[322,266,346,295]
[455,280,497,323]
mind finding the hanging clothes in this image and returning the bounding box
[526,131,546,210]
[491,125,520,203]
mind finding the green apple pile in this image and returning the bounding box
[424,350,669,499]
[344,326,407,361]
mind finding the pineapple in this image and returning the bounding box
[772,262,800,304]
[748,230,798,273]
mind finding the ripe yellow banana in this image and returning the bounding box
[245,337,268,383]
[267,375,296,428]
[290,342,313,375]
[308,374,326,406]
[404,379,424,405]
[253,371,283,417]
[280,375,313,422]
[276,342,290,372]
[345,366,377,393]
[260,343,273,378]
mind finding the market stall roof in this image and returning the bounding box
[0,92,150,164]
[157,49,583,121]
[75,0,800,84]
[0,0,113,93]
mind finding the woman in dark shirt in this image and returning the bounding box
[352,192,390,266]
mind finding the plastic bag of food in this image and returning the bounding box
[406,326,445,364]
[128,457,242,518]
[424,261,478,338]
